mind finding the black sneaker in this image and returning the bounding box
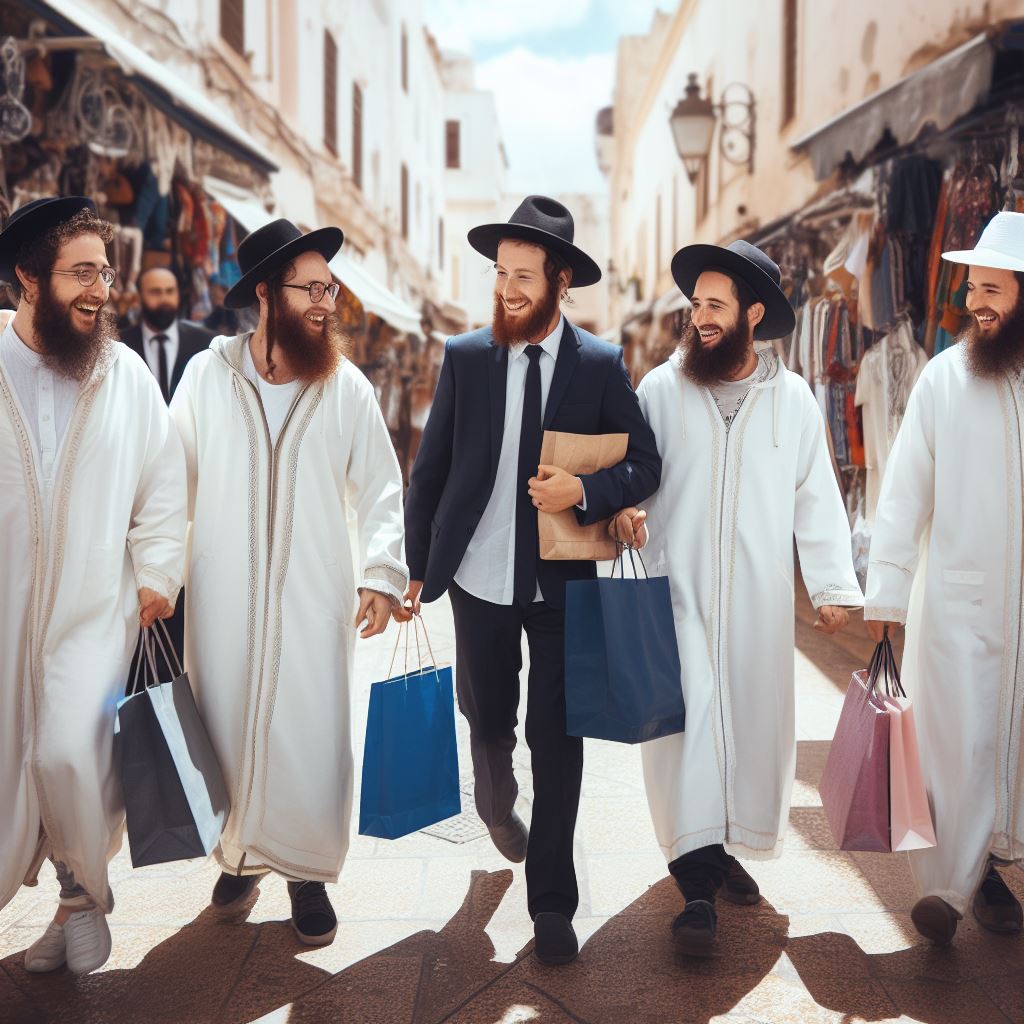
[973,861,1023,934]
[287,881,338,946]
[533,912,578,965]
[721,857,761,906]
[210,872,263,915]
[672,899,717,958]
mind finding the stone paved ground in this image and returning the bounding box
[2,585,1023,1023]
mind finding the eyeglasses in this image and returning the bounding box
[51,266,117,288]
[281,280,340,303]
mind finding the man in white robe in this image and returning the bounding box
[867,211,1024,945]
[170,218,408,947]
[0,197,186,975]
[613,240,863,957]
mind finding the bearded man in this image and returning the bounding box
[867,211,1024,945]
[0,197,186,975]
[401,196,661,965]
[612,240,862,958]
[169,218,407,947]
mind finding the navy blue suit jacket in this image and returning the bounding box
[405,320,662,609]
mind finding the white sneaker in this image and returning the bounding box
[63,909,111,975]
[24,922,66,973]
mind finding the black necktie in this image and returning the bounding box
[514,345,544,606]
[153,334,169,401]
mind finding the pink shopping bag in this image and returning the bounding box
[884,695,937,851]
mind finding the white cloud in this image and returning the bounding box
[476,47,614,195]
[424,0,592,51]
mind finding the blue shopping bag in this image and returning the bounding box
[565,548,684,744]
[358,619,461,839]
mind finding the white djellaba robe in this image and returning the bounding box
[170,334,408,882]
[637,351,863,863]
[865,345,1024,914]
[0,335,186,914]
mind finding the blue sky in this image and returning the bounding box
[424,0,674,195]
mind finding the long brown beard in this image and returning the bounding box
[492,280,561,347]
[680,319,753,386]
[962,297,1024,379]
[266,290,345,383]
[32,280,115,382]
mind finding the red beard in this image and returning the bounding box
[265,290,345,383]
[32,279,116,382]
[492,281,561,347]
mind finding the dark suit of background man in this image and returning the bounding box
[120,266,213,666]
[400,196,662,966]
[120,266,214,402]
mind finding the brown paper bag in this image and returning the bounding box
[538,430,628,561]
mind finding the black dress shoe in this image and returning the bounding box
[533,912,578,965]
[972,862,1023,934]
[672,900,717,958]
[288,881,338,946]
[210,871,263,915]
[911,895,960,945]
[488,810,528,863]
[721,857,761,906]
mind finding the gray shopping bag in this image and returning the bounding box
[115,621,229,867]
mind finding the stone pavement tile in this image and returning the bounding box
[0,964,47,1024]
[443,975,580,1023]
[581,852,667,917]
[751,851,883,915]
[786,807,838,851]
[880,977,1011,1024]
[976,970,1024,1024]
[835,911,919,954]
[847,852,918,913]
[734,971,900,1024]
[574,796,659,855]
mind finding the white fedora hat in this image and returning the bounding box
[943,211,1024,272]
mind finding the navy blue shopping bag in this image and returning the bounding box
[564,548,684,744]
[358,618,461,839]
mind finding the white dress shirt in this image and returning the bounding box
[455,315,575,606]
[242,340,302,447]
[0,319,81,532]
[142,319,180,385]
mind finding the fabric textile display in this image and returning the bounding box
[564,548,684,744]
[358,619,461,840]
[116,622,229,867]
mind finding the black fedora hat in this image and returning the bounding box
[0,196,97,279]
[224,218,344,309]
[468,195,602,288]
[671,239,796,340]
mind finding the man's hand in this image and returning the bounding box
[529,465,584,514]
[608,507,648,549]
[866,620,902,643]
[354,589,394,639]
[813,605,850,635]
[393,580,424,623]
[139,587,174,629]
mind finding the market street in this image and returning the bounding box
[2,585,1022,1024]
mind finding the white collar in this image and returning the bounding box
[2,317,45,369]
[142,319,179,345]
[509,315,565,362]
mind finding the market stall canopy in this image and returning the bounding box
[26,0,278,174]
[204,177,423,336]
[791,32,997,181]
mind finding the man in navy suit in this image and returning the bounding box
[400,196,661,964]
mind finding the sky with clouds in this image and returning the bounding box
[424,0,674,197]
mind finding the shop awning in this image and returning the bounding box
[26,0,278,174]
[791,32,996,180]
[204,177,423,336]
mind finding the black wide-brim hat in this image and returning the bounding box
[468,195,602,288]
[224,218,344,309]
[0,196,97,279]
[671,239,796,340]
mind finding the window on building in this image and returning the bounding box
[401,24,409,93]
[445,120,461,169]
[401,163,409,240]
[438,217,444,271]
[220,0,245,56]
[324,31,338,155]
[352,83,364,190]
[782,0,798,126]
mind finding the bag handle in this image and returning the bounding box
[126,619,184,697]
[384,614,441,684]
[865,627,906,700]
[610,544,649,580]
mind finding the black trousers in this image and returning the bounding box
[448,581,584,920]
[668,843,735,903]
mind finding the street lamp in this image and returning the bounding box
[669,73,756,183]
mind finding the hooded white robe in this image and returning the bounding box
[170,335,408,882]
[0,335,186,913]
[866,345,1024,914]
[638,352,863,863]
